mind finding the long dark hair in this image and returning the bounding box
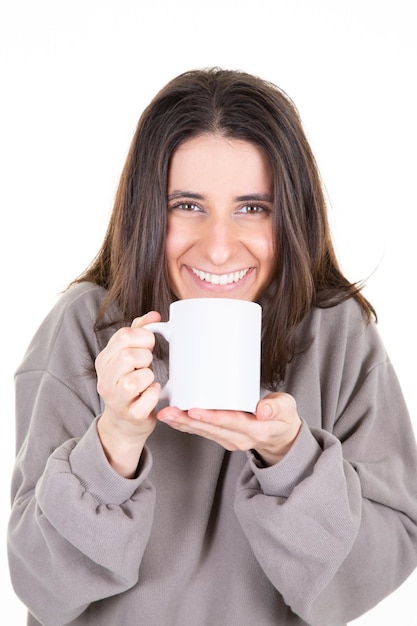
[75,67,375,388]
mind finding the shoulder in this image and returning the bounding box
[36,281,110,343]
[308,296,374,338]
[17,282,114,376]
[312,296,369,329]
[50,281,108,320]
[301,297,387,367]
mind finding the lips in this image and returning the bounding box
[191,267,250,285]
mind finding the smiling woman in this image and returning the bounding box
[7,67,417,626]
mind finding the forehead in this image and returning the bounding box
[168,134,272,192]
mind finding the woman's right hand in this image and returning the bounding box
[95,311,162,478]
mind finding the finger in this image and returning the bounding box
[97,347,154,398]
[96,331,153,378]
[159,407,253,436]
[118,367,155,400]
[96,312,160,381]
[114,347,154,381]
[157,406,187,422]
[187,408,247,423]
[157,407,255,451]
[109,376,160,423]
[131,310,161,329]
[256,392,297,421]
[257,401,273,421]
[129,382,161,420]
[102,311,161,362]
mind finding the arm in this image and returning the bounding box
[157,302,417,624]
[7,288,160,625]
[234,345,417,624]
[8,372,156,626]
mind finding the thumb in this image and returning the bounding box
[257,401,274,421]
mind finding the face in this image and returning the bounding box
[166,134,275,302]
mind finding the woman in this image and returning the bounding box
[8,68,417,625]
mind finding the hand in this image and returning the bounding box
[95,311,162,477]
[157,392,302,466]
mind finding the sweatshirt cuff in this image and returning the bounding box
[246,421,322,497]
[68,416,153,505]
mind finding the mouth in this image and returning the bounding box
[191,267,250,286]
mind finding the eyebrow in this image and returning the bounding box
[235,193,273,203]
[167,191,205,201]
[167,191,273,203]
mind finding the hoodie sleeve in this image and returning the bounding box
[7,285,156,626]
[235,303,417,625]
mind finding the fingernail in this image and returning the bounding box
[132,312,153,327]
[188,410,201,420]
[263,403,272,419]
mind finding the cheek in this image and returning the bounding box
[251,227,275,266]
[165,225,183,264]
[165,226,192,277]
[164,234,180,293]
[165,218,198,262]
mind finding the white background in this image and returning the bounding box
[1,0,416,623]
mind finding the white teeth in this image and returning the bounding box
[191,267,249,285]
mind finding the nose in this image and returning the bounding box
[200,214,240,267]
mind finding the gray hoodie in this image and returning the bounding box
[7,282,417,625]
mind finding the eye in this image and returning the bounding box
[237,204,270,215]
[169,201,202,212]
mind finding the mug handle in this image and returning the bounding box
[143,321,171,402]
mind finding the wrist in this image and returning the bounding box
[254,418,302,467]
[97,415,148,478]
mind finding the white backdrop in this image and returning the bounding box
[1,1,416,623]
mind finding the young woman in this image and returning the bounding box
[8,68,417,625]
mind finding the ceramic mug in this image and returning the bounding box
[145,298,262,412]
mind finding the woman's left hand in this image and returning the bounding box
[157,393,302,466]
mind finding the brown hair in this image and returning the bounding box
[75,67,375,388]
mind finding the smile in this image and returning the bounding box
[191,267,250,285]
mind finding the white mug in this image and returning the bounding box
[145,298,262,413]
